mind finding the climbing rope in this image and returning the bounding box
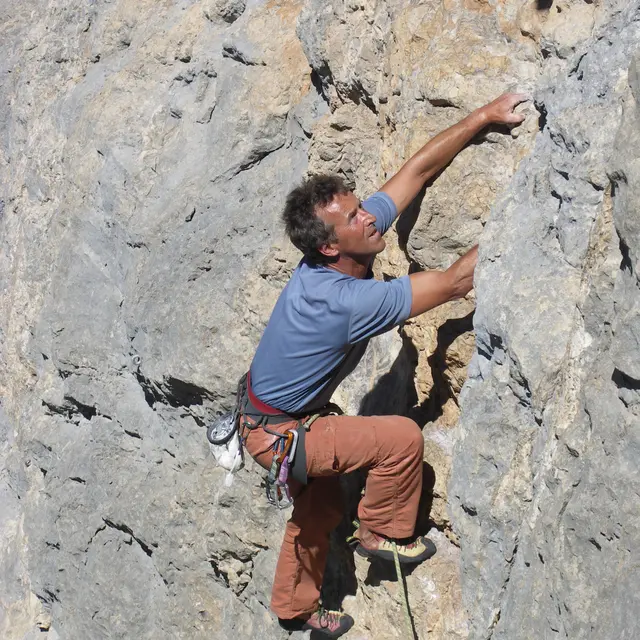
[392,541,418,640]
[347,519,420,639]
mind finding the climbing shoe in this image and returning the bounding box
[355,528,436,565]
[279,607,354,638]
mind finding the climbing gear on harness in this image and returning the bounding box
[279,607,355,638]
[264,426,299,509]
[347,520,432,640]
[209,427,244,486]
[261,411,325,507]
[237,371,306,506]
[206,371,247,445]
[286,412,321,486]
[260,412,325,507]
[206,375,247,484]
[206,411,237,445]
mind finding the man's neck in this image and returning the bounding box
[326,254,373,279]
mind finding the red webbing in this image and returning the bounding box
[246,370,285,416]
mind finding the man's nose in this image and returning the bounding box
[359,209,375,224]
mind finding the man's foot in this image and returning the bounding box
[279,608,354,638]
[355,527,436,564]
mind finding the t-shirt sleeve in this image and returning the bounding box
[347,275,413,343]
[362,191,397,236]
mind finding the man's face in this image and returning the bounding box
[316,191,386,259]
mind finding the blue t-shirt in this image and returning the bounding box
[250,192,412,413]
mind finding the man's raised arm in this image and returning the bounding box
[381,93,529,215]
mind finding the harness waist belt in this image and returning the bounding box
[246,370,287,417]
[242,371,309,485]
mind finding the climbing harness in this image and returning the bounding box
[237,371,333,508]
[206,371,334,506]
[346,519,419,640]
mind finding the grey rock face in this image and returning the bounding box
[450,2,640,638]
[203,0,247,24]
[0,1,320,638]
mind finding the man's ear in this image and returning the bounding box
[318,243,339,258]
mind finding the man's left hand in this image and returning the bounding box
[479,93,530,126]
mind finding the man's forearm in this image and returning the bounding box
[408,245,478,318]
[402,111,489,183]
[381,93,528,215]
[381,110,488,214]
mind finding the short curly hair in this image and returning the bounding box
[282,174,350,263]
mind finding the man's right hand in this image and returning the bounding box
[407,246,478,318]
[478,93,530,126]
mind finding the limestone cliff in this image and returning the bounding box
[0,1,638,639]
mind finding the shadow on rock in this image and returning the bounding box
[363,553,422,587]
[408,310,475,428]
[321,307,471,610]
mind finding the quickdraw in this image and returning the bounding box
[262,413,322,509]
[264,427,298,509]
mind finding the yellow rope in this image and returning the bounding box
[392,541,418,639]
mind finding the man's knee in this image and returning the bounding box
[375,416,423,456]
[395,417,424,458]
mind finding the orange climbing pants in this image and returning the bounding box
[242,413,424,619]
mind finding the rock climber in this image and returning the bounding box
[238,93,528,638]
